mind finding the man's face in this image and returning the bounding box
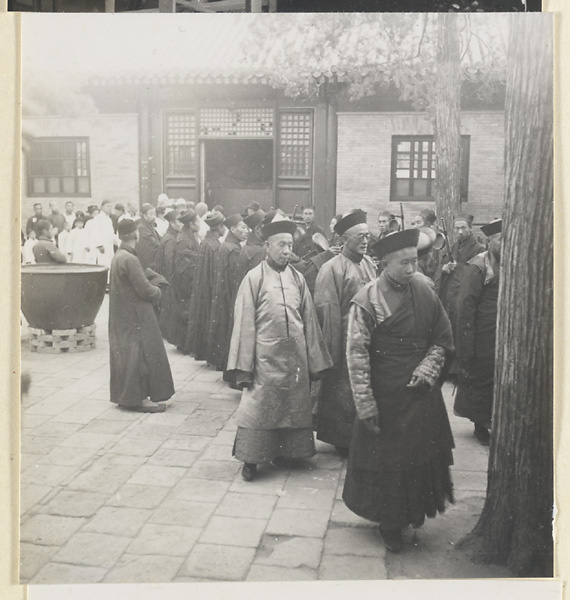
[454,221,472,242]
[303,209,314,225]
[232,221,249,242]
[265,233,293,267]
[329,218,337,234]
[143,209,156,223]
[384,247,418,285]
[101,203,112,216]
[33,204,42,217]
[65,202,74,214]
[49,202,59,214]
[411,215,426,229]
[343,223,370,257]
[377,215,391,234]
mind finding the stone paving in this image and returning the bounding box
[19,296,509,584]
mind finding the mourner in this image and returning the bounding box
[313,210,377,456]
[454,219,502,446]
[109,219,175,413]
[226,217,333,482]
[343,229,455,554]
[136,203,161,271]
[237,209,266,280]
[32,219,67,264]
[184,210,225,359]
[26,203,44,235]
[293,207,326,259]
[376,210,397,240]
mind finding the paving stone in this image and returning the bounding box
[25,397,83,416]
[95,453,147,468]
[201,397,239,412]
[50,410,105,425]
[22,463,76,488]
[161,434,212,452]
[103,554,185,583]
[20,514,86,546]
[255,535,323,569]
[82,419,133,434]
[324,526,385,557]
[42,490,107,518]
[60,431,117,450]
[67,461,139,495]
[150,499,217,528]
[215,492,277,520]
[179,543,256,581]
[197,443,236,461]
[276,486,336,512]
[107,484,170,509]
[20,452,43,471]
[228,469,288,496]
[53,531,131,569]
[127,464,187,487]
[330,500,375,527]
[209,429,236,446]
[200,515,267,548]
[452,470,488,492]
[127,423,179,441]
[82,506,152,537]
[98,407,144,422]
[109,437,164,457]
[147,448,200,468]
[140,412,190,428]
[38,445,99,468]
[31,562,107,584]
[21,484,54,515]
[21,435,61,456]
[266,508,330,538]
[188,460,241,480]
[19,543,58,582]
[284,468,340,491]
[165,400,201,415]
[30,421,83,439]
[176,409,231,437]
[319,554,387,580]
[127,523,202,556]
[173,477,231,503]
[246,565,318,582]
[21,414,53,429]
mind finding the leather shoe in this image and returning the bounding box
[241,463,257,481]
[379,527,403,553]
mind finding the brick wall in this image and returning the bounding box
[336,111,505,235]
[21,115,140,225]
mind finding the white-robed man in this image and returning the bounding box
[87,199,118,272]
[226,216,333,482]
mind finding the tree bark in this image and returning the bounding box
[464,14,553,577]
[434,13,461,244]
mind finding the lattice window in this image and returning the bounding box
[279,112,312,177]
[27,137,90,197]
[166,112,196,175]
[199,108,273,138]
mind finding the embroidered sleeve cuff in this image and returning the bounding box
[412,345,446,388]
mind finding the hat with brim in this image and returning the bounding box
[204,211,224,229]
[334,210,368,236]
[480,219,502,237]
[244,209,265,229]
[261,219,298,240]
[417,227,436,255]
[454,213,474,226]
[117,219,137,237]
[371,229,420,259]
[224,214,244,229]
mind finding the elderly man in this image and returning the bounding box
[227,217,333,482]
[454,219,502,446]
[313,210,377,456]
[207,214,249,373]
[136,203,161,271]
[32,220,67,264]
[109,219,174,413]
[184,211,225,359]
[343,229,455,553]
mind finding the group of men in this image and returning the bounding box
[100,194,502,554]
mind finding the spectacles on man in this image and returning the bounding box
[348,232,371,241]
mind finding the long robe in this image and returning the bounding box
[237,233,265,281]
[313,251,377,448]
[343,272,455,530]
[109,245,175,407]
[453,252,499,426]
[86,213,116,270]
[184,230,221,359]
[156,225,179,344]
[206,231,244,369]
[136,219,161,272]
[227,260,333,463]
[165,227,200,349]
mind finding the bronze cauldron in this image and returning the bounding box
[21,264,108,331]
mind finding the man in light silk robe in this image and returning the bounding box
[313,210,376,456]
[226,218,333,482]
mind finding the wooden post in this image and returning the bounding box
[324,83,338,231]
[138,95,152,208]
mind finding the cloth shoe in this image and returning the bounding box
[473,423,491,446]
[379,527,403,553]
[131,398,166,413]
[241,463,257,481]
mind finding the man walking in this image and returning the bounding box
[343,229,455,553]
[313,210,376,456]
[109,219,175,413]
[226,217,333,482]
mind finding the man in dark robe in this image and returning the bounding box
[343,229,455,553]
[454,220,502,446]
[157,210,183,344]
[293,207,326,259]
[184,211,225,359]
[237,209,266,280]
[313,210,377,456]
[109,219,175,413]
[26,203,44,236]
[136,203,161,271]
[226,218,333,482]
[206,214,249,372]
[32,220,67,264]
[435,214,484,357]
[417,227,437,280]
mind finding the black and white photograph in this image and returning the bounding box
[19,11,553,586]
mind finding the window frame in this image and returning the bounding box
[27,136,91,198]
[389,135,471,203]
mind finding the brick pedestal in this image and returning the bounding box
[29,324,97,354]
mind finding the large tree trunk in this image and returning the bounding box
[463,14,553,577]
[434,13,461,244]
